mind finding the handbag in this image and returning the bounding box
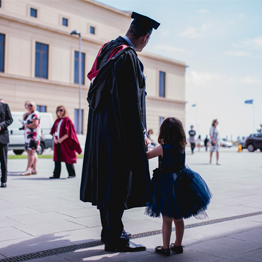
[29,140,38,150]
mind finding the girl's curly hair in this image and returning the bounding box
[158,117,187,152]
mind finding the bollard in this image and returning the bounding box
[238,144,242,152]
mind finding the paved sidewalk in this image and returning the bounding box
[0,147,262,261]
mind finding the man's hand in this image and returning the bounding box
[145,138,151,146]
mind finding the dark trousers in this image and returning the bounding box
[100,209,129,245]
[0,143,8,183]
[53,143,75,178]
[191,143,196,153]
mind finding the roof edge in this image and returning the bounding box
[82,0,131,17]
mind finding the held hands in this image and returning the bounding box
[145,138,151,146]
[57,138,63,144]
[54,138,62,144]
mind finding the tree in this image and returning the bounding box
[257,124,262,133]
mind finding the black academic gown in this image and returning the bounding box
[80,37,151,210]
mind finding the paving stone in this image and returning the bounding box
[0,236,71,257]
[124,219,162,234]
[0,254,6,259]
[226,228,262,243]
[238,248,262,261]
[28,256,69,262]
[0,227,32,242]
[187,236,262,259]
[219,256,260,262]
[53,227,101,244]
[0,217,23,228]
[14,220,85,236]
[58,245,150,262]
[10,212,72,225]
[56,207,99,218]
[66,215,104,228]
[123,250,221,262]
[0,207,39,218]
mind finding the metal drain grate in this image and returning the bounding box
[1,210,262,262]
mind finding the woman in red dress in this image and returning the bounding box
[49,105,82,179]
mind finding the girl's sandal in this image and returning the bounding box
[170,243,184,254]
[31,170,37,175]
[155,246,170,256]
[20,170,32,176]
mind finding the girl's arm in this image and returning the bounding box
[146,145,163,159]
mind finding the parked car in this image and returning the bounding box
[245,133,262,152]
[221,138,233,148]
[8,112,54,155]
[239,138,247,149]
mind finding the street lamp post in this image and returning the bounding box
[70,30,82,134]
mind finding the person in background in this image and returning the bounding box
[19,101,30,130]
[204,135,209,151]
[196,135,201,151]
[209,119,220,165]
[0,99,13,188]
[147,129,157,147]
[49,105,82,179]
[20,101,40,176]
[188,125,196,154]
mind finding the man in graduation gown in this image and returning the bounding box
[80,12,160,252]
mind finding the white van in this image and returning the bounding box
[9,112,54,155]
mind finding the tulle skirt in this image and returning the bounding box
[145,167,212,220]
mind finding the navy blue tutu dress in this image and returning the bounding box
[146,144,212,219]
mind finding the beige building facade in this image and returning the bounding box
[0,0,186,135]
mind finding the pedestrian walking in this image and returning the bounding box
[49,105,82,179]
[20,101,40,176]
[188,125,196,154]
[146,117,212,256]
[0,99,13,188]
[209,119,220,165]
[204,135,209,151]
[80,12,160,252]
[196,135,201,151]
[147,129,157,147]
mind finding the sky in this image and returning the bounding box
[97,0,262,140]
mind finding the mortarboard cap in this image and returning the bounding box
[130,12,160,33]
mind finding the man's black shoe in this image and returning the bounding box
[122,231,132,239]
[1,183,7,188]
[105,241,146,252]
[49,176,60,179]
[68,175,76,179]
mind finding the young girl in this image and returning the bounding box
[146,117,212,256]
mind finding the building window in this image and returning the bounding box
[36,105,47,112]
[159,117,164,127]
[90,26,95,35]
[62,17,68,27]
[0,34,5,72]
[159,71,166,98]
[74,109,83,134]
[74,51,85,84]
[30,8,37,18]
[0,0,2,8]
[35,42,48,79]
